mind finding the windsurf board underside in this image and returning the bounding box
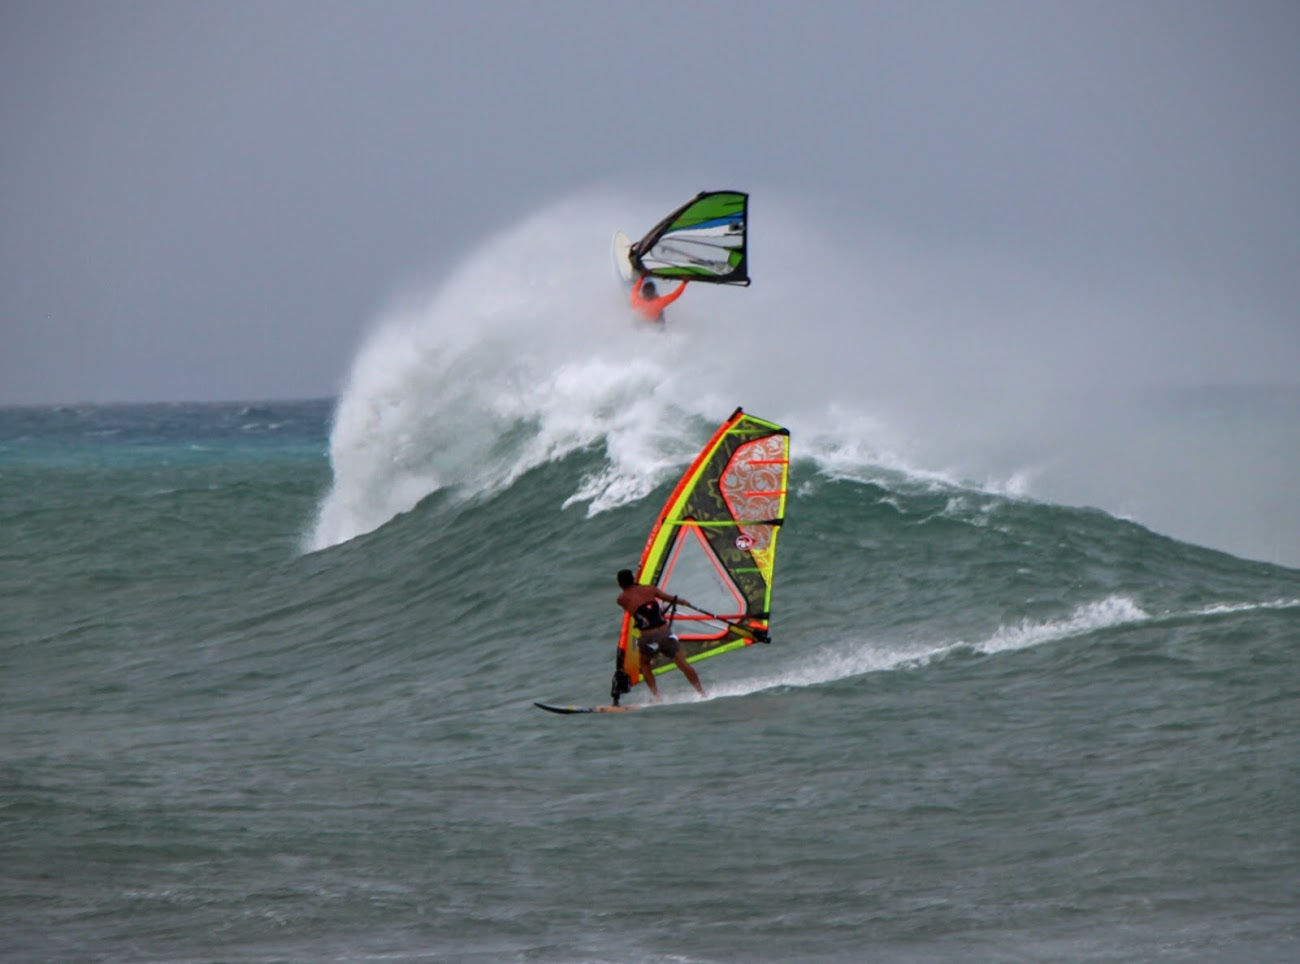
[611,230,633,283]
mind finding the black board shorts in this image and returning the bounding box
[637,626,680,661]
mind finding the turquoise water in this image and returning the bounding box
[2,400,1297,961]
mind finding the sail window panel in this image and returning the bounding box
[660,524,745,633]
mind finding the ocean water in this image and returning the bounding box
[3,395,1298,962]
[4,195,1299,960]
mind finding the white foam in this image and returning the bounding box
[974,595,1149,654]
[303,188,1297,565]
[304,192,945,551]
[1191,597,1300,617]
[305,197,698,549]
[704,595,1152,700]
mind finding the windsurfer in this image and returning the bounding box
[615,569,706,699]
[629,275,688,323]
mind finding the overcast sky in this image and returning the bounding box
[2,0,1297,404]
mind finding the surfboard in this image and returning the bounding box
[611,230,634,283]
[534,701,642,714]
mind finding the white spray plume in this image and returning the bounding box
[306,188,1300,566]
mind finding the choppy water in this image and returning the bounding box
[3,397,1298,962]
[5,191,1299,960]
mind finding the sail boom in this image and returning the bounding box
[648,638,751,675]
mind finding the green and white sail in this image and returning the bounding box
[628,191,750,286]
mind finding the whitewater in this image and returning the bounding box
[307,192,1299,572]
[3,193,1298,961]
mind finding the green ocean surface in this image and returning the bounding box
[2,400,1297,961]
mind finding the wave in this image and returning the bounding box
[305,192,1048,552]
[306,190,1300,567]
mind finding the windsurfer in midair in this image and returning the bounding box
[629,274,688,323]
[615,569,706,700]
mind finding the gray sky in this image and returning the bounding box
[2,0,1297,404]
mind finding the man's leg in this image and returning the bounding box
[639,644,662,701]
[673,652,706,697]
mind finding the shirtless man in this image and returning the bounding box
[615,569,706,700]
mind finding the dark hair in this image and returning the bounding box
[616,569,635,588]
[641,280,657,297]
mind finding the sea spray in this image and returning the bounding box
[307,190,1300,566]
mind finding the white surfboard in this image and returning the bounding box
[611,230,634,283]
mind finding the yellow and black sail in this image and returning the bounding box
[614,408,789,696]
